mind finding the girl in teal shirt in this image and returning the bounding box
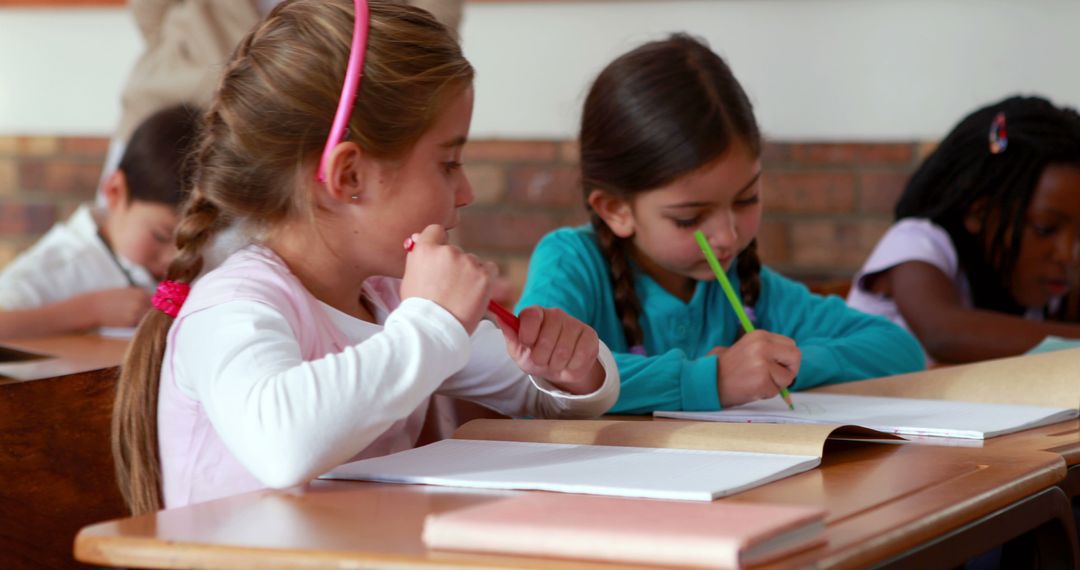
[516,35,924,414]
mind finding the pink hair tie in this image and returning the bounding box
[152,280,190,318]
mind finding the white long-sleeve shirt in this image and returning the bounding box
[158,246,618,508]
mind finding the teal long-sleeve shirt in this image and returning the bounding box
[516,226,925,414]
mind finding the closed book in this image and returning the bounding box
[423,492,826,569]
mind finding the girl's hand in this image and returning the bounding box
[87,287,152,327]
[400,224,496,335]
[498,306,604,395]
[714,330,800,407]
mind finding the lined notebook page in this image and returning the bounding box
[323,439,819,501]
[656,392,1078,440]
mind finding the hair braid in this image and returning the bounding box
[591,214,645,349]
[736,238,762,311]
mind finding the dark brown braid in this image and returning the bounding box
[736,238,762,310]
[591,213,645,347]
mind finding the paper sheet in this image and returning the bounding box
[656,392,1078,440]
[323,439,819,501]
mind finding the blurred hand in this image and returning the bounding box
[714,330,800,407]
[498,306,604,395]
[87,287,152,327]
[400,224,496,335]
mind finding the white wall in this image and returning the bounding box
[1,0,1078,140]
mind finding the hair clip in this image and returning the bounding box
[989,111,1008,154]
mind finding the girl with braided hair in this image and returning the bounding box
[111,0,619,516]
[517,34,922,415]
[849,96,1080,364]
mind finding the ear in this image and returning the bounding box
[101,170,129,212]
[320,141,370,204]
[587,189,636,238]
[964,198,989,234]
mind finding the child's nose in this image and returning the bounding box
[455,174,474,208]
[704,211,738,249]
[1053,232,1080,264]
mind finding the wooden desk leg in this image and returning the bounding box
[1063,464,1080,500]
[875,486,1078,569]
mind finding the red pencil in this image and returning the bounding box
[403,238,520,333]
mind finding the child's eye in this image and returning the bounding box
[442,161,463,174]
[672,216,701,229]
[152,232,170,244]
[734,194,760,207]
[1030,223,1058,237]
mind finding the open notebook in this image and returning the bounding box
[814,346,1080,410]
[323,419,882,501]
[656,392,1077,440]
[423,493,826,569]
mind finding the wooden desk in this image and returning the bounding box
[0,333,129,383]
[75,442,1066,570]
[1,366,127,569]
[817,377,1080,500]
[0,334,129,568]
[986,418,1080,535]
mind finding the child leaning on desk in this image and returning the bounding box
[515,34,924,415]
[111,0,619,516]
[847,96,1080,364]
[0,105,199,339]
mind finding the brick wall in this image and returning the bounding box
[457,140,930,301]
[0,137,927,302]
[0,137,107,268]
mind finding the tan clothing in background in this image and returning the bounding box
[115,0,465,144]
[116,1,259,141]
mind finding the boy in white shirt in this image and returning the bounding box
[0,105,200,338]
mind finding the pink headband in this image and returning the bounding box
[317,0,371,182]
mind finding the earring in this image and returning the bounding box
[350,194,360,201]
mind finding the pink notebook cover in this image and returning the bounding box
[423,493,826,569]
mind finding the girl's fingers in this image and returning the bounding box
[528,311,564,367]
[414,224,448,245]
[516,306,544,347]
[547,321,582,373]
[768,342,801,374]
[767,361,796,390]
[756,330,796,347]
[565,328,599,376]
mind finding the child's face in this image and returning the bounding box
[1008,163,1080,308]
[621,145,763,289]
[106,199,179,280]
[101,170,179,280]
[362,86,475,277]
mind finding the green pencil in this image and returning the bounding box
[694,230,795,410]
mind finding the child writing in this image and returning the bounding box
[0,105,199,338]
[516,35,923,414]
[848,96,1080,364]
[112,0,618,515]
